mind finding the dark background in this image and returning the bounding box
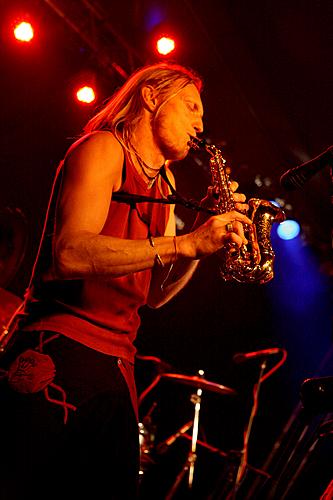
[0,1,332,498]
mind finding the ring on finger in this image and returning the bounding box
[226,222,233,233]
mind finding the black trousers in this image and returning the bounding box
[0,331,140,500]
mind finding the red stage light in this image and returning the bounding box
[156,36,175,55]
[13,21,34,42]
[76,86,96,104]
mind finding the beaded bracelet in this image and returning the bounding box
[160,235,178,291]
[148,235,165,267]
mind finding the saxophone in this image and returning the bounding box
[189,138,286,284]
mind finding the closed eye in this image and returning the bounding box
[186,101,203,118]
[186,101,197,112]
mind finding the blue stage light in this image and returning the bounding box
[144,7,165,31]
[277,220,301,240]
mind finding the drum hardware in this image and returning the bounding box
[157,423,270,498]
[164,370,204,499]
[138,421,156,477]
[138,401,158,477]
[161,372,237,396]
[255,378,333,500]
[136,353,175,373]
[137,357,238,496]
[162,368,236,499]
[155,420,193,455]
[160,371,244,500]
[137,354,177,408]
[232,359,269,496]
[138,355,283,497]
[235,350,287,497]
[179,434,271,481]
[137,352,236,401]
[212,350,287,500]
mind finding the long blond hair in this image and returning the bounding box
[84,62,203,150]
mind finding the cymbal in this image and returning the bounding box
[0,207,28,288]
[161,373,236,396]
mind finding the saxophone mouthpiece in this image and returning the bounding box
[188,136,207,150]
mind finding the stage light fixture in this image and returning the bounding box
[76,86,96,104]
[156,36,175,55]
[13,21,34,42]
[277,219,301,240]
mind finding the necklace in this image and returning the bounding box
[128,140,164,188]
[139,162,160,188]
[135,153,163,189]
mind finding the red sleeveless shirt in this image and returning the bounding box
[23,148,171,363]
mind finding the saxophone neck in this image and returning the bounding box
[188,137,222,158]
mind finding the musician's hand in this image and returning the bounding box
[191,186,219,230]
[201,181,248,212]
[192,181,248,230]
[229,180,248,213]
[185,210,253,259]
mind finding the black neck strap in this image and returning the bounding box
[112,166,216,215]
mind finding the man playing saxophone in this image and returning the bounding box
[0,62,251,499]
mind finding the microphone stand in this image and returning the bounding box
[165,370,205,499]
[230,359,267,498]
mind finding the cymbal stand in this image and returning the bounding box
[165,370,205,500]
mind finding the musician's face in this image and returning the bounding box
[153,83,204,160]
